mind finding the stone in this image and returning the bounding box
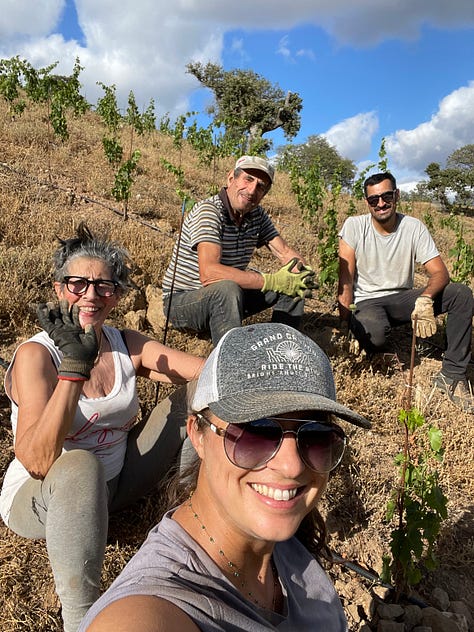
[360,591,376,619]
[123,309,145,330]
[145,285,166,332]
[443,612,469,632]
[120,287,146,312]
[372,585,393,602]
[421,607,462,632]
[403,604,423,630]
[430,587,450,611]
[377,603,405,620]
[449,601,473,631]
[377,621,405,632]
[412,627,432,632]
[346,602,363,625]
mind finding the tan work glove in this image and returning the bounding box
[411,296,437,338]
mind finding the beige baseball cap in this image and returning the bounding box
[235,155,274,184]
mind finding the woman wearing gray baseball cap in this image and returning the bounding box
[81,323,370,632]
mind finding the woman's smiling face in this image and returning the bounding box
[55,256,120,331]
[191,410,329,547]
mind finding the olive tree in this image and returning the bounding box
[276,135,356,189]
[186,61,302,154]
[425,144,474,210]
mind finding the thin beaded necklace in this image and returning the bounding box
[187,491,280,611]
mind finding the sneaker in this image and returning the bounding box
[432,372,474,413]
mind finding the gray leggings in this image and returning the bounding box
[7,386,191,632]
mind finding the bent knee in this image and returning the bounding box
[456,282,473,303]
[353,318,388,348]
[207,279,242,300]
[48,450,104,483]
[446,283,474,311]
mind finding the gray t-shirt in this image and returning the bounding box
[79,511,347,631]
[339,213,439,303]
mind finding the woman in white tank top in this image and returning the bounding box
[0,223,204,632]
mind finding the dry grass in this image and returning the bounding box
[0,99,473,631]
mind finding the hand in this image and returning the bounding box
[337,319,360,354]
[339,320,350,337]
[295,261,319,292]
[36,300,98,380]
[411,296,437,338]
[261,258,317,299]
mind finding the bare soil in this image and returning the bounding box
[0,100,473,631]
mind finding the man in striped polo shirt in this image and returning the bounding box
[162,155,316,345]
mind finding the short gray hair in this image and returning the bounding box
[52,222,132,293]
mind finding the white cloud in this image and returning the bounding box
[149,0,474,46]
[0,0,473,178]
[322,112,379,162]
[276,36,315,62]
[295,48,316,61]
[276,35,291,59]
[386,81,474,173]
[1,0,472,113]
[0,0,63,38]
[229,38,245,55]
[0,0,226,116]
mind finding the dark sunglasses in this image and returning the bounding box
[197,414,347,473]
[63,276,118,298]
[366,190,396,207]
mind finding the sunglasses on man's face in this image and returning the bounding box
[197,414,347,473]
[366,190,397,207]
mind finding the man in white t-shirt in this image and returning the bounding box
[338,172,473,413]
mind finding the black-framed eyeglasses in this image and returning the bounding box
[197,414,347,473]
[63,276,119,297]
[366,190,396,207]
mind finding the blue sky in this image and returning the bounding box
[1,1,474,189]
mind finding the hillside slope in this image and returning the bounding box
[0,100,473,631]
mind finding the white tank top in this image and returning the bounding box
[0,326,139,525]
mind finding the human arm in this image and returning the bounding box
[197,229,313,297]
[337,238,356,322]
[411,255,450,337]
[11,342,83,479]
[123,329,205,383]
[12,302,98,478]
[85,595,201,632]
[197,241,266,289]
[266,234,307,266]
[419,255,450,298]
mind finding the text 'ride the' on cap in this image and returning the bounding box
[235,155,275,184]
[192,323,371,429]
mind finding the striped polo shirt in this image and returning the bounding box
[162,188,279,297]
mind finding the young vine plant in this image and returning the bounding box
[382,407,448,595]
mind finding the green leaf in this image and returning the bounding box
[428,426,442,453]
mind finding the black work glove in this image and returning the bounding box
[36,300,99,381]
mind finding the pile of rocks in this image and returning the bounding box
[349,586,472,631]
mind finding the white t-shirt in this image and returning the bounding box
[339,213,439,303]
